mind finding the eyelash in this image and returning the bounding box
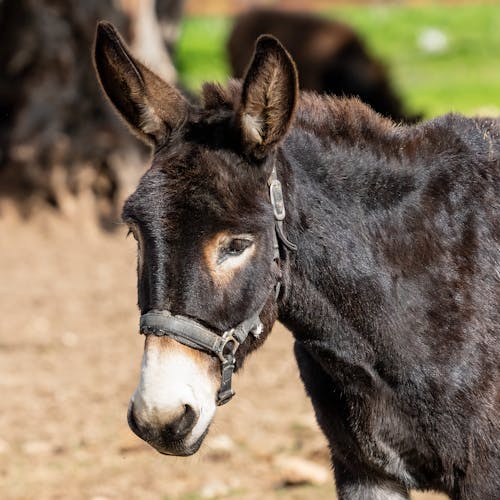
[221,238,253,258]
[127,227,252,262]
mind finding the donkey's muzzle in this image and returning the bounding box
[128,401,200,456]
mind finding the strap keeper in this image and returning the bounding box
[217,356,236,405]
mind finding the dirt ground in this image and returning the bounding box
[0,210,448,500]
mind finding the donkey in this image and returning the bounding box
[94,22,499,499]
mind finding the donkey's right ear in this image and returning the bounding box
[94,21,187,145]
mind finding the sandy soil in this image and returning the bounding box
[0,211,448,500]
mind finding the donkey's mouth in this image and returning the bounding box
[144,427,209,457]
[127,403,210,457]
[154,429,209,457]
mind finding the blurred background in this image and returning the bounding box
[0,1,498,499]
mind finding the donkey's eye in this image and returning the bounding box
[223,238,253,257]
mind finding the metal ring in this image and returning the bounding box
[217,330,240,363]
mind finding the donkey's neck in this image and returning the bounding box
[276,97,417,343]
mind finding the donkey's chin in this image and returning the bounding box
[154,428,210,457]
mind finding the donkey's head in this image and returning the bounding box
[94,22,298,456]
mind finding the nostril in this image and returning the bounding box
[177,404,197,436]
[162,404,198,441]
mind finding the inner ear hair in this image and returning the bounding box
[94,21,188,144]
[239,35,299,159]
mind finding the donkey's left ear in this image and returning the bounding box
[238,35,298,159]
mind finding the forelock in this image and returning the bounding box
[141,144,269,231]
[201,80,242,111]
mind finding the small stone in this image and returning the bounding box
[22,440,54,455]
[199,480,230,499]
[206,433,235,458]
[61,331,78,347]
[274,455,330,486]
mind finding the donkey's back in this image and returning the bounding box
[286,101,500,498]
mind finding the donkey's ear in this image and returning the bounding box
[238,35,298,159]
[94,21,187,144]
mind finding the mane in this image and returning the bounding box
[200,80,400,148]
[198,80,499,165]
[201,79,242,111]
[294,91,397,137]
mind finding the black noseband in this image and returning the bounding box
[140,305,265,405]
[138,162,296,406]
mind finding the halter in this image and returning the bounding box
[139,162,296,406]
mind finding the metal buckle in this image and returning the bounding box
[269,179,286,221]
[217,330,240,363]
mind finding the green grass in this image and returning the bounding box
[176,17,232,91]
[176,5,500,119]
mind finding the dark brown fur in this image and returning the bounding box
[94,23,499,499]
